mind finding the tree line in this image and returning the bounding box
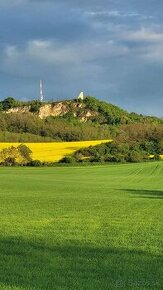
[60,124,163,164]
[0,112,111,142]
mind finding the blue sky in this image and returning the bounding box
[0,0,163,116]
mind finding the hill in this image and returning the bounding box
[1,96,162,124]
[0,96,162,142]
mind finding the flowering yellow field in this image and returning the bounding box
[0,140,111,162]
[150,154,163,160]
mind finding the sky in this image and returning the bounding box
[0,0,163,116]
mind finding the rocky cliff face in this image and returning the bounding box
[6,100,98,121]
[38,102,69,119]
[7,106,30,114]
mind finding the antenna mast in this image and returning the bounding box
[39,80,44,102]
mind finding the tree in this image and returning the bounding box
[2,97,17,110]
[3,157,17,166]
[29,100,42,113]
[0,144,32,165]
[17,144,32,162]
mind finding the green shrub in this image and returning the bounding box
[27,160,43,167]
[127,151,144,163]
[1,97,17,111]
[3,157,17,166]
[152,154,162,161]
[59,156,76,164]
[29,100,42,113]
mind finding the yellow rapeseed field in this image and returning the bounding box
[149,154,163,160]
[0,140,111,162]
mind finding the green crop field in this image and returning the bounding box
[0,162,162,290]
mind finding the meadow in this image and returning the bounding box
[0,162,162,289]
[0,140,110,162]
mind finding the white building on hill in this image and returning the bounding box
[77,91,84,101]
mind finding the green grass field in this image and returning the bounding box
[0,162,162,290]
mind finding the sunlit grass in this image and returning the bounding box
[0,162,162,289]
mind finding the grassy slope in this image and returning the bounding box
[0,162,162,290]
[0,131,54,142]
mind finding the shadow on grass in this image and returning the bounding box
[0,237,162,290]
[124,189,163,199]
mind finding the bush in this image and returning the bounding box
[152,154,162,161]
[27,160,43,167]
[59,156,76,164]
[127,151,144,163]
[105,154,126,163]
[72,140,158,164]
[29,100,42,113]
[1,97,17,111]
[3,157,17,166]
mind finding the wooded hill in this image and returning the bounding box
[0,96,162,142]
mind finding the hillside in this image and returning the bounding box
[0,96,162,142]
[2,96,162,124]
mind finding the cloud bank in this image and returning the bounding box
[0,0,163,116]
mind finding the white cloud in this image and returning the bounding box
[85,10,148,19]
[122,27,163,42]
[141,44,163,61]
[118,27,163,62]
[86,10,120,17]
[3,38,129,67]
[5,45,18,57]
[0,38,130,81]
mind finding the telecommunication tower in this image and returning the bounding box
[39,80,44,102]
